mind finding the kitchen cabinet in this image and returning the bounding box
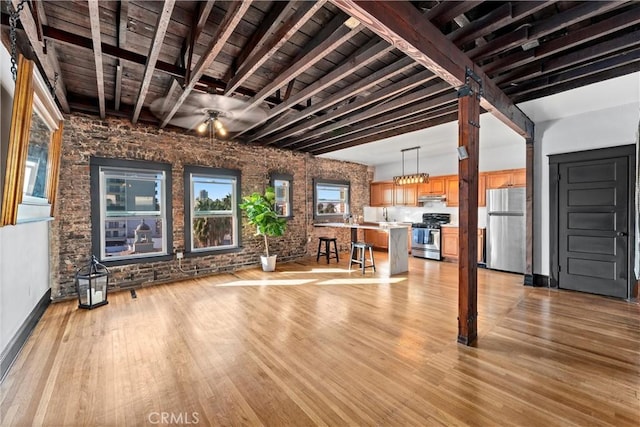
[364,229,388,250]
[364,228,412,253]
[441,227,485,262]
[485,168,526,189]
[418,177,445,196]
[394,184,418,206]
[445,174,487,207]
[370,182,394,206]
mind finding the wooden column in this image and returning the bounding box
[524,135,535,285]
[457,68,481,345]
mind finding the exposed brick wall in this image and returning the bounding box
[51,114,370,300]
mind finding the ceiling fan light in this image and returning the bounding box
[213,118,224,130]
[218,127,227,137]
[197,121,208,133]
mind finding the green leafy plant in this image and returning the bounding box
[239,187,287,257]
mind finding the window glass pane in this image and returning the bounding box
[102,216,164,258]
[190,173,237,250]
[192,216,233,249]
[99,166,167,260]
[273,179,290,217]
[23,111,50,199]
[316,183,349,215]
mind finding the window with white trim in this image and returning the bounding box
[90,158,172,263]
[185,166,240,252]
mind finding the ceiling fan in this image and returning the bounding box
[150,93,268,137]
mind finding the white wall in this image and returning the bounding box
[534,102,640,276]
[0,45,52,357]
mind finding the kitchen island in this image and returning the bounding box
[314,222,410,275]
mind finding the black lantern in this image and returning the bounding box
[75,255,109,309]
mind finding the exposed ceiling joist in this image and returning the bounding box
[331,0,534,138]
[224,1,326,95]
[160,1,251,128]
[132,0,175,124]
[276,70,440,148]
[231,12,363,132]
[11,0,70,113]
[114,0,128,110]
[249,56,417,142]
[87,0,105,119]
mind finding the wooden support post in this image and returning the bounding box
[524,135,535,285]
[457,67,481,346]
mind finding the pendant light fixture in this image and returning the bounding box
[393,146,429,185]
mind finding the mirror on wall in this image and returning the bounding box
[1,54,64,225]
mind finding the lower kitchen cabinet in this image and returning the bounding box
[441,227,485,263]
[363,228,412,252]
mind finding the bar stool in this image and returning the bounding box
[349,242,376,274]
[317,237,339,264]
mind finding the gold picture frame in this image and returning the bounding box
[1,54,64,226]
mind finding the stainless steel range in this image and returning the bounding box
[411,213,450,260]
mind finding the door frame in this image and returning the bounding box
[549,144,636,298]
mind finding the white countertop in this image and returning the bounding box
[314,222,411,230]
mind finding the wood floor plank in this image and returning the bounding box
[1,254,639,426]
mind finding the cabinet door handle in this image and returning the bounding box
[616,231,627,237]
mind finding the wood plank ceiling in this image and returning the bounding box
[2,1,639,154]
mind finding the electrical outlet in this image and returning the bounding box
[307,237,312,243]
[176,251,184,259]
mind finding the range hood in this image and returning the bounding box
[417,194,447,202]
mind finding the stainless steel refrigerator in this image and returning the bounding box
[486,187,525,274]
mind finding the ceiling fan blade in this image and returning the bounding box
[150,93,268,132]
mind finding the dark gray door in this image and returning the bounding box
[558,157,629,298]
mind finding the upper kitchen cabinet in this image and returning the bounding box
[394,184,418,206]
[418,177,445,196]
[444,174,486,207]
[485,168,526,189]
[370,182,394,206]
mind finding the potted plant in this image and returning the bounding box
[239,187,287,271]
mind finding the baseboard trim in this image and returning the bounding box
[0,289,51,382]
[525,274,549,287]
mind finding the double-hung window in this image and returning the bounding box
[314,179,350,220]
[185,166,240,252]
[90,158,172,263]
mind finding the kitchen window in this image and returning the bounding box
[90,158,172,264]
[185,166,241,253]
[314,179,350,220]
[270,173,293,219]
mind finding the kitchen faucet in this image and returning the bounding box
[382,207,388,222]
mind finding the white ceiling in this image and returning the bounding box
[319,72,640,167]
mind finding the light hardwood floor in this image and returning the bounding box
[2,253,639,426]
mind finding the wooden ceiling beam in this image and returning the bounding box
[230,13,363,134]
[132,0,175,124]
[10,0,69,113]
[467,1,622,62]
[114,0,128,110]
[425,1,483,28]
[506,46,640,98]
[224,1,326,95]
[331,0,533,137]
[511,62,640,104]
[249,56,416,142]
[292,91,457,152]
[309,108,459,155]
[497,29,640,87]
[160,1,250,128]
[225,1,292,83]
[239,38,393,139]
[87,0,105,119]
[486,6,640,79]
[185,0,216,83]
[273,70,440,147]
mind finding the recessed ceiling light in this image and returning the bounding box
[344,17,360,29]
